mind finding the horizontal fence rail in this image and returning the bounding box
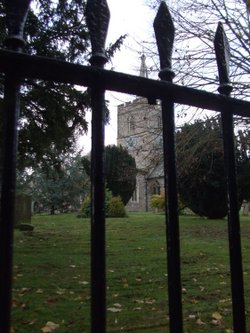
[0,49,250,116]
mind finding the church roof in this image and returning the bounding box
[147,160,164,179]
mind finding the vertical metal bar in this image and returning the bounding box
[0,75,21,333]
[162,95,183,333]
[221,111,246,333]
[85,1,110,332]
[90,84,106,332]
[214,22,246,333]
[0,2,30,332]
[154,3,183,332]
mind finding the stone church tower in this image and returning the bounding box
[117,55,164,211]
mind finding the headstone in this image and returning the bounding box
[15,194,32,227]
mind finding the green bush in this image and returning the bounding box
[79,188,113,218]
[79,195,91,217]
[150,194,165,211]
[107,196,127,218]
[150,193,187,214]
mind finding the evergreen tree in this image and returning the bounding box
[82,146,137,205]
[176,119,250,219]
[105,145,137,205]
[0,0,125,170]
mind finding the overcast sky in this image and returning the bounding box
[79,0,154,153]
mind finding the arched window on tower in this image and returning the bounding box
[128,115,135,134]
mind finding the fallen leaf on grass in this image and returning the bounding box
[191,298,199,304]
[56,289,66,295]
[219,298,231,303]
[211,311,223,326]
[196,318,205,325]
[20,287,30,293]
[21,319,37,325]
[188,314,196,319]
[79,280,88,285]
[18,288,31,297]
[212,312,222,320]
[113,303,122,308]
[135,299,144,304]
[45,298,59,304]
[107,307,122,313]
[107,303,122,312]
[41,321,59,332]
[145,299,155,305]
[36,289,44,294]
[73,296,83,301]
[122,277,128,287]
[16,273,23,278]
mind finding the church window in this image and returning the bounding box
[128,115,135,134]
[152,181,161,195]
[131,183,139,202]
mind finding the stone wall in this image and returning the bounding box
[117,97,163,211]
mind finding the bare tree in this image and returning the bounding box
[146,0,250,99]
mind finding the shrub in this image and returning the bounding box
[79,188,114,218]
[150,194,165,211]
[80,195,91,217]
[105,188,113,212]
[107,196,127,218]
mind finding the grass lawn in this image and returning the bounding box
[12,212,250,332]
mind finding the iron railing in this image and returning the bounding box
[0,1,249,332]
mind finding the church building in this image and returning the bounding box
[117,55,165,211]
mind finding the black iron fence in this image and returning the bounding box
[0,1,249,332]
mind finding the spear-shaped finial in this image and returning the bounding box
[4,0,32,50]
[214,22,232,95]
[153,1,175,80]
[86,0,110,66]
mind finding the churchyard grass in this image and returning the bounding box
[12,212,250,332]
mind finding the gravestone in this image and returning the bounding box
[15,194,33,230]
